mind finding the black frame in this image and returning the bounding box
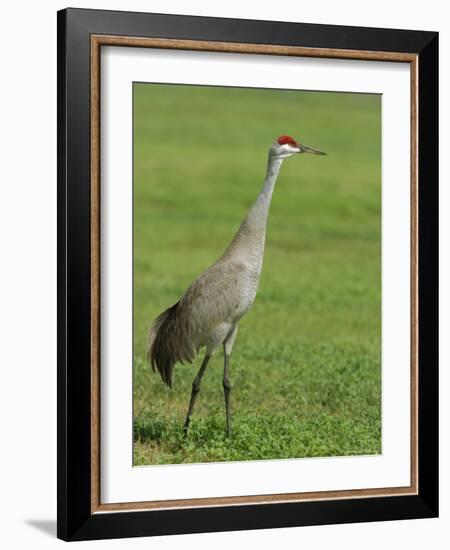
[57,7,438,541]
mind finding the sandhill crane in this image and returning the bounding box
[148,135,326,436]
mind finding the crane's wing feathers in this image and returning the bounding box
[179,259,245,335]
[148,259,246,387]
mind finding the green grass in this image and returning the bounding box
[133,84,381,465]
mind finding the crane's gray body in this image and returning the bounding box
[146,136,325,434]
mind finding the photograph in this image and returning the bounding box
[132,83,382,466]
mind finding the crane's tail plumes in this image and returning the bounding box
[147,301,196,388]
[147,303,179,388]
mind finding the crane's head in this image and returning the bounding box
[270,135,326,159]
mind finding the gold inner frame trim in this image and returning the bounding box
[90,34,419,514]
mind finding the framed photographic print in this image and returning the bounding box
[57,7,438,541]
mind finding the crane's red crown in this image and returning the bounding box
[277,135,299,147]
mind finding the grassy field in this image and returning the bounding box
[133,83,381,465]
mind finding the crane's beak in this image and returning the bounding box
[299,143,326,155]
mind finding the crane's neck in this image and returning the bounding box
[245,154,283,231]
[223,154,283,261]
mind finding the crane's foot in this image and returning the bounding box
[224,388,232,437]
[183,419,190,436]
[183,396,198,437]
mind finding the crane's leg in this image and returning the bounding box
[183,353,211,435]
[223,325,238,437]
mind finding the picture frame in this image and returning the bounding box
[57,7,438,541]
